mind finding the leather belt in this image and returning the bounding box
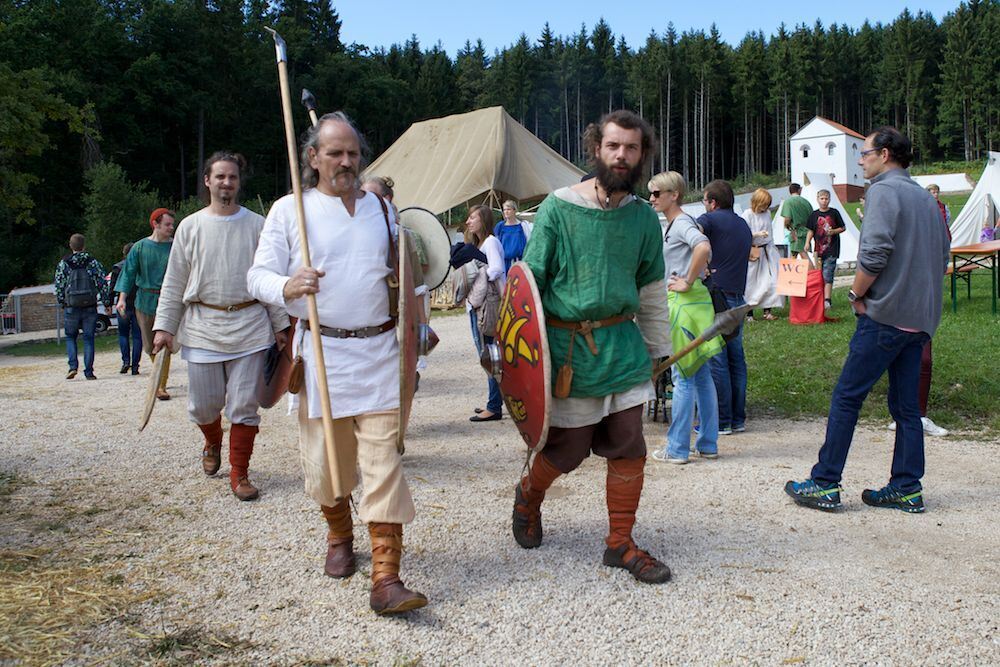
[194,299,259,313]
[303,318,396,339]
[546,313,634,355]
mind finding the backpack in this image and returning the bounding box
[65,261,99,308]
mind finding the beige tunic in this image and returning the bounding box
[156,206,288,352]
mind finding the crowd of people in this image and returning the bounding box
[49,108,955,615]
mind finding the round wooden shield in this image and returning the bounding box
[138,350,170,432]
[496,262,551,451]
[397,231,419,453]
[398,207,451,290]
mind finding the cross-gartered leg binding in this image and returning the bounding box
[368,523,427,614]
[512,453,561,549]
[321,499,356,578]
[602,457,671,584]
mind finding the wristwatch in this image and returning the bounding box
[848,289,863,303]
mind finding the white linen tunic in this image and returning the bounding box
[248,190,400,420]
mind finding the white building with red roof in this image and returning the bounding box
[790,116,866,202]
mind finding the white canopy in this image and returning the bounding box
[948,152,1000,247]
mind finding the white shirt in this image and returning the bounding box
[465,235,506,312]
[247,189,400,419]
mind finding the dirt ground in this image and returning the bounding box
[0,313,997,665]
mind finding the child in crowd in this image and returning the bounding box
[982,221,996,243]
[804,189,846,311]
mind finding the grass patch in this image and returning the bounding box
[745,278,1000,432]
[0,334,119,357]
[135,625,255,664]
[0,470,24,500]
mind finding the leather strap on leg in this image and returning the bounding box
[368,522,403,586]
[605,457,645,550]
[321,499,353,544]
[228,424,258,484]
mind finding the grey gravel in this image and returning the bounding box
[0,312,997,666]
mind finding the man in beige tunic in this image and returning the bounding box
[153,152,289,501]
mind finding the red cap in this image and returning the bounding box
[149,207,173,229]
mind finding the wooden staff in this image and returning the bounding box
[265,28,338,477]
[651,303,752,380]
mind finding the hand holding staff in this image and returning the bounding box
[265,27,338,478]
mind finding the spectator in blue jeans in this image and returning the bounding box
[697,180,752,435]
[785,126,951,514]
[109,242,142,374]
[53,233,108,380]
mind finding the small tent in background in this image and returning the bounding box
[948,151,1000,247]
[365,106,585,216]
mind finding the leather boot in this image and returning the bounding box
[602,457,670,584]
[368,523,427,615]
[229,424,259,501]
[321,500,356,578]
[512,452,561,549]
[198,417,223,476]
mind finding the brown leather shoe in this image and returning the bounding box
[324,537,356,578]
[512,483,543,549]
[369,575,427,615]
[156,388,171,401]
[231,476,259,501]
[202,444,221,476]
[602,541,671,584]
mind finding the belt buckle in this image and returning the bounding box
[226,304,238,312]
[345,329,357,338]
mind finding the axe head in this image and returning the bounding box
[264,27,287,63]
[703,304,753,340]
[301,88,317,112]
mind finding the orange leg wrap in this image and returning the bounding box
[520,453,561,506]
[197,417,223,448]
[228,424,258,489]
[605,457,646,550]
[321,499,353,544]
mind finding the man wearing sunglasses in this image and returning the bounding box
[785,126,950,514]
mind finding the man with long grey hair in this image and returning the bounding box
[248,112,428,615]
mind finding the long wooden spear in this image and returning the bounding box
[301,89,320,127]
[651,303,752,380]
[265,27,338,476]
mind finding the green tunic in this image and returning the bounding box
[523,194,665,398]
[114,237,172,315]
[779,195,813,254]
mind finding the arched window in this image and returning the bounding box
[800,144,811,159]
[826,142,836,156]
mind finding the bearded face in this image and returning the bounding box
[594,122,646,193]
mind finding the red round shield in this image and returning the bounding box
[496,262,551,451]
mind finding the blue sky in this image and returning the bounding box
[336,1,963,55]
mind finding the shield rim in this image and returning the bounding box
[398,206,452,291]
[138,349,169,432]
[499,261,551,451]
[397,230,418,453]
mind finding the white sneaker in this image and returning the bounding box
[651,448,687,464]
[921,416,949,437]
[887,421,896,431]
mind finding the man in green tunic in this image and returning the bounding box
[778,183,814,257]
[511,110,673,584]
[115,207,175,399]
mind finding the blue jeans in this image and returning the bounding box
[811,315,929,492]
[666,363,719,459]
[469,310,503,414]
[709,292,747,429]
[65,307,98,375]
[117,309,142,370]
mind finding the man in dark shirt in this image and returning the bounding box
[697,180,752,435]
[804,189,846,310]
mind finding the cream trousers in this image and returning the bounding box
[297,384,415,524]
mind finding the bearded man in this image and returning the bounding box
[511,110,673,583]
[247,112,427,614]
[153,152,289,501]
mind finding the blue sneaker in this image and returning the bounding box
[784,479,843,512]
[862,484,925,513]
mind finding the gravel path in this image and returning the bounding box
[0,312,997,665]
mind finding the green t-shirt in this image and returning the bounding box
[115,237,172,315]
[523,194,665,398]
[780,195,813,252]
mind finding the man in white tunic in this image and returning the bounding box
[153,152,289,501]
[247,112,427,615]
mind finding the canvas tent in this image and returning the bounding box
[365,106,586,215]
[948,151,1000,247]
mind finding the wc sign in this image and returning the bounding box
[776,258,810,297]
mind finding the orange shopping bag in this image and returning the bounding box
[776,257,810,297]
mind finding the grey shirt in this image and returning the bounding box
[662,212,711,280]
[858,168,951,336]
